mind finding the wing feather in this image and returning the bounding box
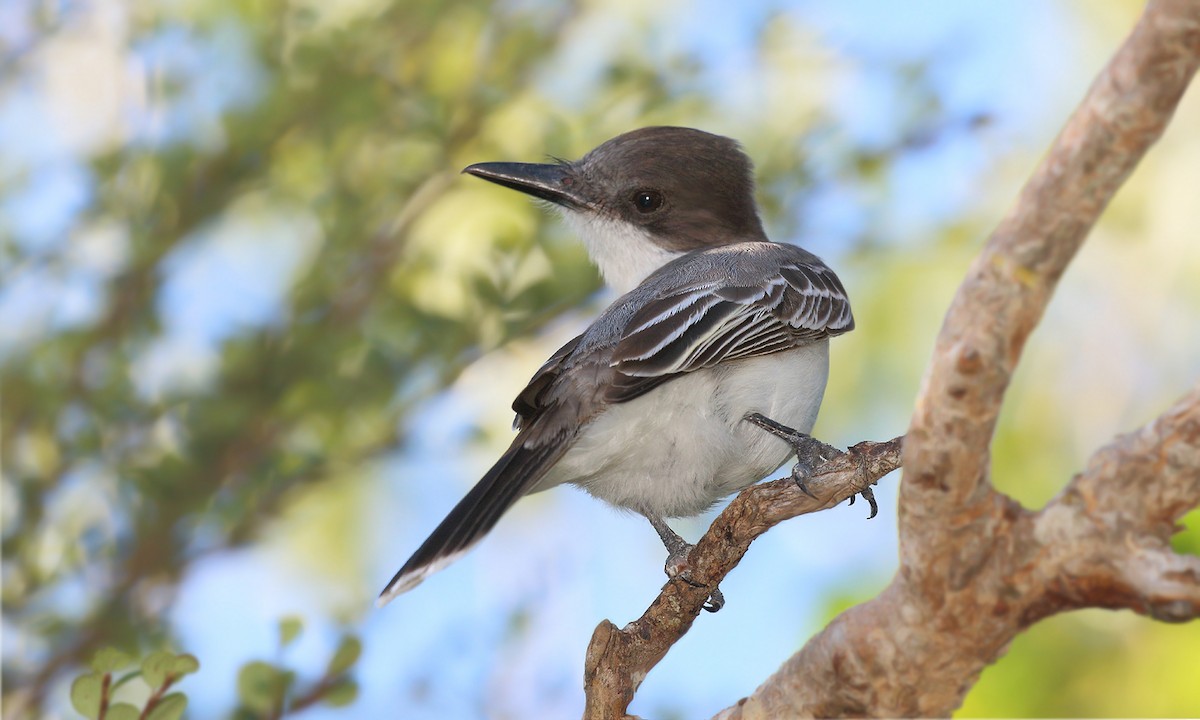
[607,257,852,403]
[512,334,583,430]
[619,292,726,363]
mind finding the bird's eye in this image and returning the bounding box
[632,189,664,213]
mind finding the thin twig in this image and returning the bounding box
[583,437,904,720]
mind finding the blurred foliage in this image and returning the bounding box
[230,624,362,718]
[960,610,1200,717]
[1,0,1197,717]
[63,622,361,720]
[69,648,198,720]
[1,0,603,713]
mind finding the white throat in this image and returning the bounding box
[559,211,683,295]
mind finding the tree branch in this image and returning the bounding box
[718,386,1200,719]
[582,437,904,720]
[901,0,1200,541]
[708,1,1200,716]
[1075,384,1200,531]
[1033,385,1200,624]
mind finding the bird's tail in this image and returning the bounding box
[377,440,561,606]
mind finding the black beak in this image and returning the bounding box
[462,162,589,209]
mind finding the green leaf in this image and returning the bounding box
[90,648,133,674]
[169,653,200,678]
[326,636,361,676]
[279,616,304,648]
[322,678,359,707]
[105,703,141,720]
[141,650,175,689]
[69,672,104,719]
[146,692,188,720]
[237,661,284,715]
[110,670,142,693]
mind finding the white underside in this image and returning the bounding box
[535,341,831,518]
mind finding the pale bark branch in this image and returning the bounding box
[1117,548,1200,622]
[900,0,1200,546]
[1076,384,1200,530]
[1033,385,1200,624]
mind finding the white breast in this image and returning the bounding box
[537,341,831,518]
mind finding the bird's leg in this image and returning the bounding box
[646,514,725,613]
[647,513,692,576]
[744,412,877,519]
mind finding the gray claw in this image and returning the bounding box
[675,568,726,613]
[860,487,878,519]
[792,465,818,498]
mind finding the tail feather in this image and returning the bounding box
[377,440,560,606]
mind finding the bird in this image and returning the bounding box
[379,126,855,611]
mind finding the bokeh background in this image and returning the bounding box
[3,0,1199,717]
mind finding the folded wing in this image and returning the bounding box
[606,257,853,403]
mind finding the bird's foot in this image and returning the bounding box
[648,515,725,612]
[744,413,877,518]
[744,412,843,490]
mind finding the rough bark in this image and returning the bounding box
[582,0,1200,717]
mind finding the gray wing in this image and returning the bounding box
[512,333,583,430]
[606,249,853,403]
